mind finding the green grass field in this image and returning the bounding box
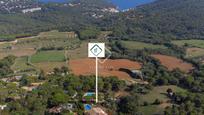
[139,105,162,115]
[121,41,166,50]
[140,85,186,103]
[138,85,186,114]
[172,40,204,48]
[31,51,65,63]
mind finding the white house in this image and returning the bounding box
[0,105,7,110]
[22,7,41,13]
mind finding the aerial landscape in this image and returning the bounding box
[0,0,204,115]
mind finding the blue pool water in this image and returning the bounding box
[84,104,92,110]
[39,0,156,10]
[84,92,95,97]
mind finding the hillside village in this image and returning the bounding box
[0,0,40,13]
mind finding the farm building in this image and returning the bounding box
[131,70,143,79]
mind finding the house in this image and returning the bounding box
[61,103,74,111]
[22,86,38,91]
[131,70,143,79]
[14,76,23,81]
[48,106,62,114]
[22,7,41,13]
[21,82,44,91]
[0,105,7,110]
[86,107,108,115]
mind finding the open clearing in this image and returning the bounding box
[69,58,142,81]
[172,40,204,48]
[140,85,186,103]
[152,54,194,72]
[0,48,36,59]
[31,51,65,63]
[34,62,66,73]
[121,41,166,50]
[139,85,186,114]
[186,48,204,58]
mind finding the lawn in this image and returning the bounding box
[172,40,204,48]
[31,51,65,63]
[120,41,166,50]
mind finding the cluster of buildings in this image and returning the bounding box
[0,0,40,13]
[101,7,119,13]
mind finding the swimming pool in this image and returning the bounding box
[84,104,92,111]
[84,92,95,97]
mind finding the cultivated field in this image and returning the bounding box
[11,30,80,50]
[31,51,65,63]
[172,40,204,48]
[11,56,37,74]
[0,48,36,59]
[67,41,88,59]
[186,48,204,58]
[34,62,66,73]
[152,54,194,72]
[121,41,166,50]
[69,58,142,81]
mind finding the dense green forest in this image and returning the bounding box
[101,0,204,43]
[1,0,204,42]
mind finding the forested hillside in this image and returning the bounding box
[102,0,204,43]
[0,0,204,42]
[0,0,113,41]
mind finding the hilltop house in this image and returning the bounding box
[0,105,7,110]
[22,7,41,13]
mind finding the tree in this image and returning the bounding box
[167,88,173,95]
[153,99,161,105]
[48,92,69,107]
[118,95,140,114]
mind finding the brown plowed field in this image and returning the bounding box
[151,54,194,72]
[69,58,142,81]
